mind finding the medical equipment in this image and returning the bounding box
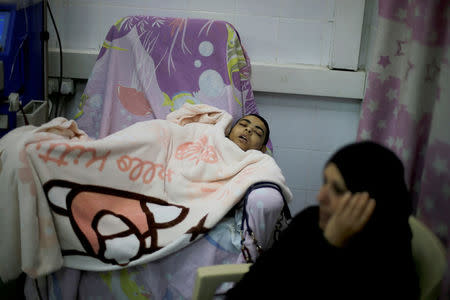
[0,1,45,138]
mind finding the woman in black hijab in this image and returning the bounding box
[226,141,419,300]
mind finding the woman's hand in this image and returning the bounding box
[323,192,376,248]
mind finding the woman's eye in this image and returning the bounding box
[332,184,346,195]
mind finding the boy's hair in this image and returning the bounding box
[242,114,270,146]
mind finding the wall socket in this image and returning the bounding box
[48,78,75,95]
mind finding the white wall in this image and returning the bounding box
[47,0,366,99]
[47,0,335,66]
[52,0,371,216]
[256,92,360,214]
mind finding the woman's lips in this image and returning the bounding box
[320,210,329,223]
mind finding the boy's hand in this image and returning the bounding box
[324,192,376,248]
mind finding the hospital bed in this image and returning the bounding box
[18,16,291,299]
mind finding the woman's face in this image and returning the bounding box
[317,163,348,230]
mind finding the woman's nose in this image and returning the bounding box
[244,127,251,134]
[317,185,329,205]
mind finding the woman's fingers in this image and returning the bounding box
[349,192,369,217]
[336,192,376,231]
[345,192,376,232]
[335,192,352,215]
[336,192,363,218]
[324,191,376,247]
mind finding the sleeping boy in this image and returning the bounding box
[228,114,270,153]
[0,103,290,281]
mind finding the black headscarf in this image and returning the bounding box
[326,141,413,245]
[326,141,419,299]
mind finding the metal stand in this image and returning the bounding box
[43,0,48,102]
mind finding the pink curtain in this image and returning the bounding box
[357,0,449,298]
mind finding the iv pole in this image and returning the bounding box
[42,0,48,102]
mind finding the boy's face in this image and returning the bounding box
[228,115,267,152]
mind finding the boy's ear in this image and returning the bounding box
[261,145,267,153]
[225,123,233,136]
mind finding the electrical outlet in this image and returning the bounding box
[48,78,59,94]
[60,79,74,95]
[48,78,75,95]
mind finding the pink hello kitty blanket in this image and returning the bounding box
[0,103,291,281]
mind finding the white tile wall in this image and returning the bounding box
[277,18,325,65]
[255,92,361,215]
[234,15,279,64]
[236,0,282,17]
[320,23,333,66]
[48,0,336,66]
[189,0,235,14]
[289,188,308,214]
[278,0,334,20]
[186,11,235,25]
[359,0,378,69]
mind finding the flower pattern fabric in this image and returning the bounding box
[357,1,449,297]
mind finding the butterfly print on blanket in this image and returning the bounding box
[175,135,218,165]
[43,179,189,266]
